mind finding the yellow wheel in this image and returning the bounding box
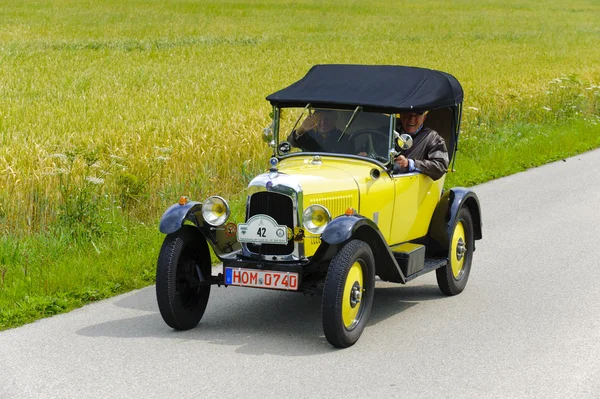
[342,262,363,329]
[450,221,467,279]
[322,240,375,348]
[436,208,474,296]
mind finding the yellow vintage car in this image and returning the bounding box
[156,65,483,348]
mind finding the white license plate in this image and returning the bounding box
[237,214,289,244]
[225,267,299,291]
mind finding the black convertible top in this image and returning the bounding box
[266,64,463,113]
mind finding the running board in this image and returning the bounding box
[405,258,448,282]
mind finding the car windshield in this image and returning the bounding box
[277,107,393,160]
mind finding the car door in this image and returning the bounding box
[389,173,445,244]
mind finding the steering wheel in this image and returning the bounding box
[350,129,390,163]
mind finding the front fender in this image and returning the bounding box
[317,215,406,283]
[159,201,242,259]
[429,188,483,253]
[159,201,203,234]
[320,214,372,245]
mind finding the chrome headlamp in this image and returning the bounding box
[202,196,230,227]
[302,205,331,235]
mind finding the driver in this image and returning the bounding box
[394,111,449,181]
[287,110,349,153]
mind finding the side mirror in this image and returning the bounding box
[396,132,413,150]
[263,123,275,148]
[262,123,274,143]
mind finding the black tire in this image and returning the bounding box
[436,207,474,296]
[156,225,212,330]
[322,240,376,348]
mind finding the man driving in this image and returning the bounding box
[394,111,449,181]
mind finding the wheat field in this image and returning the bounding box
[1,0,599,235]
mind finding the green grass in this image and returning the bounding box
[1,0,600,330]
[0,221,162,329]
[446,119,600,187]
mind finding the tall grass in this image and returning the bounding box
[1,0,599,234]
[0,0,599,328]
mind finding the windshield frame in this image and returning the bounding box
[272,105,396,166]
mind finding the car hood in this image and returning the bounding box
[276,159,359,195]
[249,156,370,205]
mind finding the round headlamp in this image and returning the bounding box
[202,196,230,227]
[302,205,331,235]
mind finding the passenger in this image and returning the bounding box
[394,111,448,181]
[287,110,348,153]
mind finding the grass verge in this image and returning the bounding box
[0,223,162,330]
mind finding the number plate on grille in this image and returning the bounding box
[225,267,299,290]
[237,214,289,244]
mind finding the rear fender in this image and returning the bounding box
[429,188,483,254]
[316,215,406,283]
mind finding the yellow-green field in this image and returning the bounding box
[2,0,599,233]
[1,0,599,328]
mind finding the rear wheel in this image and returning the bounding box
[436,207,474,296]
[322,240,375,348]
[156,225,212,330]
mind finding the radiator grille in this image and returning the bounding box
[308,195,353,245]
[247,191,295,255]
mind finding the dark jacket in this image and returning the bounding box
[395,127,449,181]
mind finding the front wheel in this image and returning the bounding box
[322,240,375,348]
[436,207,474,296]
[156,225,212,330]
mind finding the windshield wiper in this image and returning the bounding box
[338,106,362,142]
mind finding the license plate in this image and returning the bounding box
[225,267,299,291]
[237,214,289,244]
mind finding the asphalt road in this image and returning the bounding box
[2,149,600,399]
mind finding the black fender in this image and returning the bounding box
[316,214,406,283]
[429,188,483,255]
[159,201,203,234]
[159,201,242,260]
